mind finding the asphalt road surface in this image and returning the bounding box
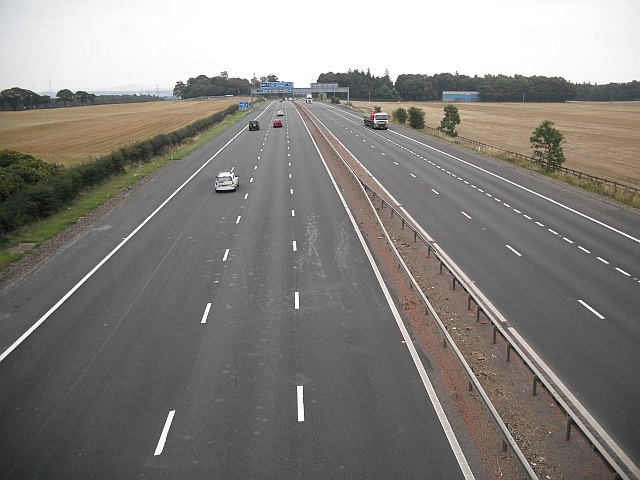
[307,102,640,471]
[0,102,479,479]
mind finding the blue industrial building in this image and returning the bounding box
[442,91,480,102]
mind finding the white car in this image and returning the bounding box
[215,171,239,191]
[276,109,284,116]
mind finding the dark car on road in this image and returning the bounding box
[248,120,260,131]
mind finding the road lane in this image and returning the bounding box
[0,101,478,478]
[309,102,640,468]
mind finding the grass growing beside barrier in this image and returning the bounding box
[0,109,247,269]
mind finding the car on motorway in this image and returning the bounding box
[273,119,283,128]
[276,109,284,116]
[248,120,260,131]
[214,171,239,191]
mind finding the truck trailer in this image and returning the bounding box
[364,112,389,130]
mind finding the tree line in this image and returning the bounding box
[0,87,162,111]
[173,71,252,99]
[316,70,639,102]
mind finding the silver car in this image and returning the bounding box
[215,171,239,191]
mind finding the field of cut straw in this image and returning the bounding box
[0,97,246,166]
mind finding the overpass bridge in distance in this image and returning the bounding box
[251,83,350,102]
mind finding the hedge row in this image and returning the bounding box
[0,103,239,235]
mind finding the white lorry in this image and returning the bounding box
[363,111,390,130]
[305,93,312,103]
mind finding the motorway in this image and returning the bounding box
[0,102,480,478]
[307,102,640,472]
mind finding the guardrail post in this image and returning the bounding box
[467,294,472,310]
[565,417,573,441]
[391,209,394,219]
[506,343,512,362]
[452,277,456,290]
[532,375,539,396]
[468,380,473,392]
[414,231,417,242]
[401,219,405,230]
[427,245,431,258]
[476,307,481,321]
[492,325,497,344]
[439,261,444,274]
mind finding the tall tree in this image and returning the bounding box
[530,120,566,171]
[75,91,90,106]
[56,89,74,106]
[439,104,461,136]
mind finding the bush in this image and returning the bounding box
[0,150,64,201]
[393,108,408,124]
[408,106,425,129]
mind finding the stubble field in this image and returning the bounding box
[351,101,640,187]
[0,97,246,166]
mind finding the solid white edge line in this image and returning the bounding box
[201,303,212,324]
[0,124,247,364]
[154,410,175,456]
[297,385,305,422]
[296,107,475,479]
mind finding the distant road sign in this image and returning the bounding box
[259,81,294,88]
[239,101,249,109]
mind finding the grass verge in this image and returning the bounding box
[0,110,247,269]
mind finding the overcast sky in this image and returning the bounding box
[1,0,638,94]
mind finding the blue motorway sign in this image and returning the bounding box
[259,81,294,88]
[239,101,249,109]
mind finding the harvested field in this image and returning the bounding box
[0,97,247,166]
[351,101,640,187]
